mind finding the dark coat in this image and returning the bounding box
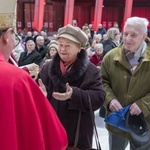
[35,45,49,59]
[96,28,106,36]
[103,38,118,56]
[37,49,106,149]
[18,50,42,66]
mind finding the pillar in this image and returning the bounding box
[33,0,45,32]
[64,0,75,26]
[93,0,104,31]
[122,0,133,31]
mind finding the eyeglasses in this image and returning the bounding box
[11,30,21,47]
[115,33,120,36]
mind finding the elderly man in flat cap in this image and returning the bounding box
[37,24,106,149]
[0,0,68,149]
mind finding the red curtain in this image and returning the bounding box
[132,7,150,22]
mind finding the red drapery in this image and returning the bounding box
[33,0,45,31]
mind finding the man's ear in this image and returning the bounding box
[2,28,12,45]
[143,33,147,40]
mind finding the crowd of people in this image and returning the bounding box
[1,0,150,149]
[13,21,122,72]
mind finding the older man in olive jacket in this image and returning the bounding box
[101,17,150,150]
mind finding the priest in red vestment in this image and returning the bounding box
[0,0,68,149]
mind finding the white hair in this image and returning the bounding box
[94,43,103,51]
[36,36,44,41]
[124,17,149,33]
[94,34,102,39]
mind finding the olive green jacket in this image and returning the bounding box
[101,38,150,138]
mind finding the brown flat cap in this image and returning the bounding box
[57,24,88,47]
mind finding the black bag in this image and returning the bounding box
[99,106,106,118]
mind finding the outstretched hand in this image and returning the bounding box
[52,83,73,101]
[38,79,47,97]
[26,63,39,77]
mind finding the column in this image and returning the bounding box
[33,0,45,31]
[122,0,133,31]
[93,0,104,31]
[64,0,75,26]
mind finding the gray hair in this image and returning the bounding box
[94,43,103,51]
[124,17,149,33]
[27,31,32,36]
[0,29,7,37]
[36,36,44,41]
[26,40,35,46]
[94,34,102,40]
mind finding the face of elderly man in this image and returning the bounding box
[36,36,44,46]
[123,24,147,53]
[26,41,35,52]
[58,37,81,63]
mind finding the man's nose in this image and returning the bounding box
[125,35,132,41]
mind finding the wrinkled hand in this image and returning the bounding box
[130,102,141,115]
[26,63,39,77]
[109,99,123,112]
[38,79,47,97]
[52,83,73,101]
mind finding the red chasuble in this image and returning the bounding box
[0,53,68,150]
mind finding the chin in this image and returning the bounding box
[61,58,68,62]
[125,45,132,51]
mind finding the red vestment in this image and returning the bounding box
[0,52,68,150]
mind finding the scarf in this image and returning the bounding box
[60,58,76,75]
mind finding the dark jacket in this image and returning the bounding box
[96,28,106,36]
[35,45,49,59]
[103,38,118,56]
[37,49,106,149]
[18,50,42,66]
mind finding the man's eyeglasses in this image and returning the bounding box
[11,30,21,48]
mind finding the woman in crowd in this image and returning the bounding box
[37,24,106,149]
[103,27,121,56]
[90,43,103,68]
[40,39,58,67]
[86,39,97,57]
